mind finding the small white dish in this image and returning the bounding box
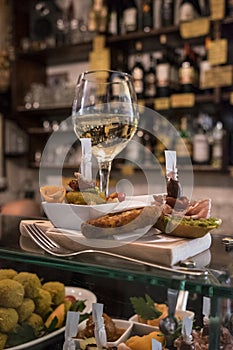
[129,309,194,326]
[75,318,133,348]
[65,286,97,314]
[42,202,118,230]
[42,195,153,231]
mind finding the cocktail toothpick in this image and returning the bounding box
[63,311,80,350]
[80,138,92,182]
[92,303,107,349]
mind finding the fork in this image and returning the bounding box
[24,223,208,276]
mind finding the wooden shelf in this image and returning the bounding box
[17,105,72,114]
[16,41,93,66]
[5,152,27,158]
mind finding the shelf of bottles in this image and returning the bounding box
[13,0,233,171]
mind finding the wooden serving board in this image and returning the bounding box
[19,220,212,267]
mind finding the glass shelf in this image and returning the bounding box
[0,214,232,298]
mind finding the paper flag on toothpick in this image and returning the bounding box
[165,150,177,174]
[202,296,210,325]
[63,311,80,350]
[80,138,92,182]
[152,338,162,350]
[203,296,210,318]
[92,303,107,349]
[182,315,193,343]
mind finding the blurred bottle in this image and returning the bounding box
[144,54,156,98]
[88,0,108,33]
[23,179,35,199]
[111,53,128,98]
[170,51,179,93]
[192,124,210,164]
[200,0,210,16]
[131,41,145,99]
[107,0,120,35]
[161,0,174,27]
[175,116,193,163]
[212,121,224,168]
[153,0,162,29]
[179,42,195,93]
[156,35,171,97]
[227,0,233,17]
[199,37,211,93]
[122,0,138,33]
[141,0,154,32]
[179,0,202,22]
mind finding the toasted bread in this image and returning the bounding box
[155,215,222,238]
[81,205,161,238]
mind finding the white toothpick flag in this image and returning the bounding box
[92,303,107,349]
[80,138,92,182]
[182,316,193,344]
[165,150,177,174]
[203,296,210,325]
[63,311,80,350]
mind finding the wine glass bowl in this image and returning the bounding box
[72,70,139,196]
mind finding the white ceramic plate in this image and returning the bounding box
[7,286,97,350]
[42,195,154,231]
[64,286,97,314]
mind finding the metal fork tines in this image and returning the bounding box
[24,223,79,256]
[23,223,209,277]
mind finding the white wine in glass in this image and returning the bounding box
[72,70,139,197]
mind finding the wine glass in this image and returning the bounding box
[72,70,139,197]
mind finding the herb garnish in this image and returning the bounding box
[130,294,162,320]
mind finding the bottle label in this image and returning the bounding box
[179,3,199,22]
[145,72,156,96]
[157,63,170,87]
[193,136,209,163]
[123,8,137,31]
[145,72,156,84]
[109,12,117,35]
[133,67,144,80]
[179,65,194,85]
[213,141,222,158]
[134,80,144,93]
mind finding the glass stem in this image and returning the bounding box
[98,161,112,197]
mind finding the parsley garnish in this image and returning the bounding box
[130,294,162,320]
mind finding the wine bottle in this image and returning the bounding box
[161,0,174,27]
[153,0,162,29]
[131,41,145,99]
[170,51,179,93]
[144,54,156,98]
[199,37,211,93]
[141,0,154,32]
[175,116,193,163]
[227,0,233,17]
[179,42,195,93]
[156,35,171,97]
[88,0,108,33]
[122,0,138,33]
[212,121,224,168]
[192,124,210,164]
[107,0,120,35]
[111,53,128,98]
[179,0,202,22]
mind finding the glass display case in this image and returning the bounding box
[0,214,232,349]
